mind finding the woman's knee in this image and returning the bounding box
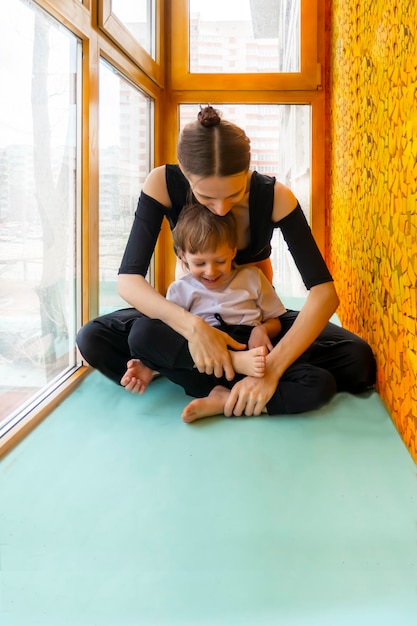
[268,365,337,414]
[127,316,155,354]
[309,368,337,408]
[345,338,376,391]
[76,321,98,363]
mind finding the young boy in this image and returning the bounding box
[121,202,287,422]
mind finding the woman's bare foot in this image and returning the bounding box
[181,385,230,423]
[230,346,267,377]
[120,359,155,394]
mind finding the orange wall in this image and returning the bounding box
[327,1,417,461]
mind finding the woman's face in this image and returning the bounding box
[188,172,248,216]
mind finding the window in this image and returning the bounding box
[99,60,153,313]
[0,0,81,435]
[98,0,163,86]
[170,0,319,90]
[111,0,155,58]
[189,0,300,74]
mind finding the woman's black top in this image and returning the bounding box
[118,164,333,290]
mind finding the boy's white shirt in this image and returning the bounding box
[166,266,286,327]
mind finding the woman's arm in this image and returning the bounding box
[224,181,339,416]
[266,281,339,377]
[270,181,339,367]
[142,165,172,205]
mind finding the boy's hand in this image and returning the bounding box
[248,325,273,352]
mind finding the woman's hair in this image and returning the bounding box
[172,202,238,255]
[177,105,251,177]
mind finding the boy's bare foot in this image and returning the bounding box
[120,359,155,394]
[230,346,267,377]
[181,385,230,423]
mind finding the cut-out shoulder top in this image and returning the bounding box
[119,164,332,290]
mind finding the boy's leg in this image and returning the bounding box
[128,315,245,399]
[129,316,266,381]
[128,315,194,370]
[129,316,269,399]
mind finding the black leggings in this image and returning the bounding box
[76,309,376,415]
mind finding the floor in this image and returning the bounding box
[1,367,416,626]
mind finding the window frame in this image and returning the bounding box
[98,0,164,87]
[97,55,156,313]
[169,0,321,91]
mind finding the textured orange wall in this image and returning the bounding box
[328,1,417,461]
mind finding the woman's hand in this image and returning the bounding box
[224,367,280,416]
[188,317,246,380]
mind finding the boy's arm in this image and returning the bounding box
[261,317,282,339]
[248,317,282,351]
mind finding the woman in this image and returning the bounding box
[76,105,376,417]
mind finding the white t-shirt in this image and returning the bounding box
[166,266,286,327]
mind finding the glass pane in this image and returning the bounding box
[99,60,153,314]
[180,104,310,297]
[0,1,80,432]
[189,0,300,73]
[112,0,155,58]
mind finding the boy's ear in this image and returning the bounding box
[232,247,237,259]
[178,249,189,267]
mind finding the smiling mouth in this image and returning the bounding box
[202,276,220,283]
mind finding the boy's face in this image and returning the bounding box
[181,243,237,290]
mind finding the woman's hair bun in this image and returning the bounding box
[197,105,221,128]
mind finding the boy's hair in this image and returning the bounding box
[172,202,238,254]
